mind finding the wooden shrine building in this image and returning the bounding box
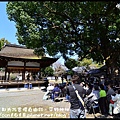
[0,44,58,81]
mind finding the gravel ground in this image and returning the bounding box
[0,87,70,118]
[0,87,113,118]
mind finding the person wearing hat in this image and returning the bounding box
[66,74,86,118]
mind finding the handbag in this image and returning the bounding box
[72,83,84,107]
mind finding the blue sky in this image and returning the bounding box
[0,2,19,45]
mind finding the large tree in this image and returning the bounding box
[6,1,120,78]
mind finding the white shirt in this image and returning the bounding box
[111,94,120,114]
[47,85,54,91]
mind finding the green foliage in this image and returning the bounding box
[65,58,78,70]
[0,38,10,50]
[44,66,54,76]
[66,70,74,76]
[78,58,92,67]
[10,75,16,80]
[6,1,120,76]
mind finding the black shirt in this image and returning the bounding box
[67,83,86,109]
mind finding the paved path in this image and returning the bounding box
[0,87,113,118]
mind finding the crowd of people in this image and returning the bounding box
[42,74,120,118]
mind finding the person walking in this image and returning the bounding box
[66,74,86,118]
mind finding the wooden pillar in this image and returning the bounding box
[4,69,7,82]
[22,61,26,80]
[4,61,8,82]
[39,62,41,79]
[8,71,10,82]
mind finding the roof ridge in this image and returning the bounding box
[5,44,27,49]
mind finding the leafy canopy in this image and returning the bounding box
[6,1,120,68]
